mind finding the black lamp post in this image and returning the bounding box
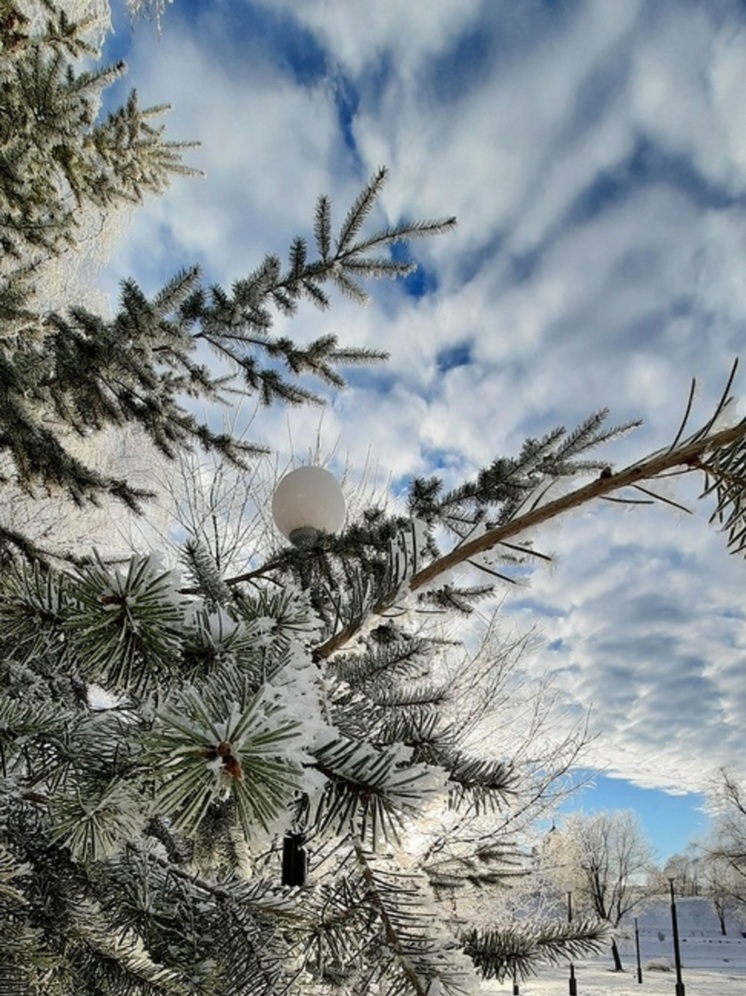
[634,916,643,984]
[568,891,577,996]
[668,878,685,996]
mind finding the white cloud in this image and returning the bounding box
[510,493,746,792]
[102,14,353,294]
[99,0,746,801]
[628,6,746,193]
[255,0,485,80]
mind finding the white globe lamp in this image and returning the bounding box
[272,466,346,545]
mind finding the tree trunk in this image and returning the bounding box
[611,938,624,972]
[718,912,727,936]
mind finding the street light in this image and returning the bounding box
[568,891,577,996]
[668,878,686,996]
[634,916,643,985]
[272,466,346,545]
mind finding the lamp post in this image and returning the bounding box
[568,891,577,996]
[272,465,346,545]
[668,878,685,996]
[634,916,642,985]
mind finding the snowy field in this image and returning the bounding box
[488,962,746,996]
[485,898,746,995]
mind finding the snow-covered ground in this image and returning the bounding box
[486,898,746,995]
[489,963,746,996]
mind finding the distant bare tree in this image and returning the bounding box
[652,848,701,897]
[698,852,741,934]
[719,772,746,868]
[703,771,746,922]
[542,810,654,971]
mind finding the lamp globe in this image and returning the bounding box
[272,466,346,545]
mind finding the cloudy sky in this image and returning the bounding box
[96,0,746,858]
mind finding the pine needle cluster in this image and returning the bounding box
[0,533,612,994]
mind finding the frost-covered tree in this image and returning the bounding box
[0,1,453,563]
[540,811,655,972]
[0,0,197,559]
[3,2,746,995]
[1,0,191,279]
[656,850,701,897]
[702,772,746,923]
[699,852,741,934]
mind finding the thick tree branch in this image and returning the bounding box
[409,421,745,592]
[353,839,429,996]
[314,420,746,661]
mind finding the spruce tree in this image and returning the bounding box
[2,3,746,995]
[0,1,456,562]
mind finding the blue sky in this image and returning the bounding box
[559,775,710,862]
[92,0,746,861]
